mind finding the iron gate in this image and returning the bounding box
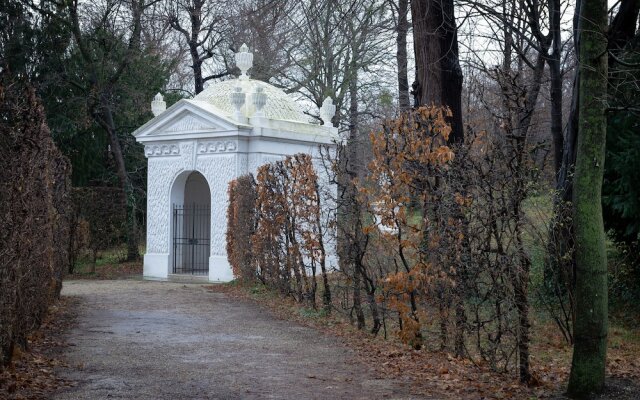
[172,203,210,275]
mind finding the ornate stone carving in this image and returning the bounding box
[196,154,237,256]
[146,141,195,253]
[151,93,166,117]
[248,154,285,174]
[162,115,214,133]
[235,43,253,80]
[320,97,336,126]
[248,154,262,175]
[145,144,180,157]
[230,87,246,121]
[197,140,237,154]
[253,87,267,117]
[237,153,248,176]
[137,45,341,281]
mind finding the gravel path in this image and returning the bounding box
[54,280,415,400]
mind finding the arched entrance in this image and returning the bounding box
[170,171,211,275]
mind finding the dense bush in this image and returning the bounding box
[228,154,331,309]
[227,175,257,282]
[0,75,71,366]
[227,107,546,381]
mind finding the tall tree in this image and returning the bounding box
[567,0,608,396]
[33,0,165,261]
[166,0,230,94]
[411,0,463,142]
[389,0,410,111]
[229,0,295,82]
[284,0,390,126]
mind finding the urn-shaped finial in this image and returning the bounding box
[230,86,246,121]
[320,97,336,126]
[235,43,253,80]
[253,86,267,117]
[151,92,166,116]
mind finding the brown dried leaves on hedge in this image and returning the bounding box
[0,75,72,366]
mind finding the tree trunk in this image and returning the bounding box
[567,0,608,395]
[548,4,581,333]
[411,0,441,106]
[352,266,366,329]
[411,0,464,142]
[192,54,205,95]
[348,69,366,330]
[316,198,332,312]
[98,94,139,261]
[548,0,563,177]
[454,294,466,357]
[188,0,205,94]
[396,0,410,111]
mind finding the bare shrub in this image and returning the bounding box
[224,108,543,381]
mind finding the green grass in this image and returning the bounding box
[73,248,124,274]
[249,283,269,295]
[71,245,145,275]
[609,324,640,349]
[298,307,329,319]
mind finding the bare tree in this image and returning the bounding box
[165,0,231,94]
[388,0,410,111]
[228,0,296,82]
[283,0,392,127]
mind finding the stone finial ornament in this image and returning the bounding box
[235,43,253,80]
[253,87,267,117]
[151,93,166,116]
[230,86,246,121]
[320,97,336,126]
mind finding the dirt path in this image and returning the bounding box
[54,280,416,400]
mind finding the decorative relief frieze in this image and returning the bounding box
[196,154,237,256]
[162,115,213,132]
[197,140,237,154]
[145,144,180,157]
[146,142,194,253]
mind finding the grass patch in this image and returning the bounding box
[68,246,143,279]
[298,307,329,319]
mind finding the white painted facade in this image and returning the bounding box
[133,45,339,282]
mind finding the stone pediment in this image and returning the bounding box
[160,114,217,133]
[133,99,244,141]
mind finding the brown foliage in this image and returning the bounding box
[225,106,543,381]
[0,75,71,366]
[330,106,543,382]
[362,106,454,349]
[0,297,76,399]
[228,154,330,308]
[227,175,257,282]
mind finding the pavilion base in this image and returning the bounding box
[142,253,234,283]
[143,253,170,279]
[208,255,234,282]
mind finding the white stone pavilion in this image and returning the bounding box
[133,44,338,282]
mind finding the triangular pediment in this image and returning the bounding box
[133,99,248,141]
[160,113,217,133]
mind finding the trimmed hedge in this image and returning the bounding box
[0,76,71,365]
